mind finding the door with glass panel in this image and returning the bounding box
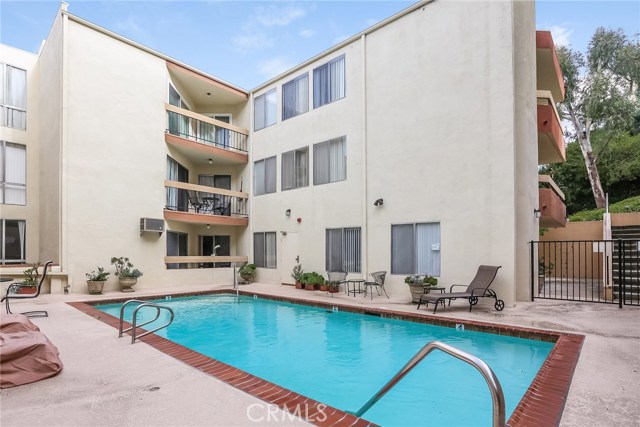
[168,84,192,139]
[280,232,299,285]
[198,174,231,216]
[167,231,188,270]
[167,157,188,211]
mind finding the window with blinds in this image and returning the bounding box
[391,223,441,276]
[326,227,361,272]
[254,88,277,131]
[0,141,26,205]
[254,232,277,268]
[254,156,277,196]
[313,136,346,185]
[282,73,309,121]
[313,55,345,109]
[1,64,27,130]
[1,219,25,264]
[281,147,308,190]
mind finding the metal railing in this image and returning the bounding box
[167,111,248,153]
[352,340,505,427]
[118,299,175,344]
[166,189,248,217]
[531,240,640,307]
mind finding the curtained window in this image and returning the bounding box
[166,231,188,270]
[254,156,276,196]
[254,232,277,268]
[313,55,345,109]
[281,147,308,190]
[1,219,25,264]
[282,73,309,120]
[391,223,441,275]
[1,64,27,130]
[313,136,346,185]
[326,228,361,273]
[0,141,26,205]
[254,89,277,131]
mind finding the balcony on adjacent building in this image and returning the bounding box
[165,105,249,165]
[537,91,565,164]
[536,31,565,103]
[538,175,567,228]
[164,180,249,226]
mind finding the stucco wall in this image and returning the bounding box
[0,44,40,264]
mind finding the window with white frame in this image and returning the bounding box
[1,219,26,264]
[0,141,26,205]
[391,223,441,276]
[254,156,277,196]
[282,73,309,120]
[313,136,346,185]
[254,232,277,268]
[313,55,345,109]
[281,147,308,190]
[254,89,277,131]
[326,227,361,272]
[1,64,27,130]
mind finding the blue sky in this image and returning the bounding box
[1,1,638,90]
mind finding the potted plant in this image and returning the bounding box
[405,274,438,303]
[238,263,257,284]
[291,264,304,289]
[302,272,323,291]
[327,281,340,293]
[16,264,39,294]
[111,256,143,292]
[86,267,110,295]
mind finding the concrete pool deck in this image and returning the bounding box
[1,283,638,427]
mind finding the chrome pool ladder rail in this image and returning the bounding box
[118,299,175,344]
[353,340,505,427]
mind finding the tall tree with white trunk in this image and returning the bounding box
[557,28,639,208]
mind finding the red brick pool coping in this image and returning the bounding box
[68,289,584,427]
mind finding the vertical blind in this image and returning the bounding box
[254,89,277,131]
[282,73,309,120]
[391,223,441,275]
[1,65,27,130]
[1,142,26,205]
[166,157,178,209]
[281,148,308,190]
[313,137,346,185]
[255,157,276,196]
[313,55,345,109]
[254,232,277,268]
[326,227,361,272]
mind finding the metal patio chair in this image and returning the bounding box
[363,271,389,300]
[327,271,348,296]
[417,265,504,314]
[1,261,53,318]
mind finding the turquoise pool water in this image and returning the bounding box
[97,295,552,426]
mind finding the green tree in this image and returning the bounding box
[557,28,639,208]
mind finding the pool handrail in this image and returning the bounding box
[118,299,175,344]
[353,340,505,427]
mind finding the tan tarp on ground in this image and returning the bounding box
[0,314,40,333]
[0,318,63,388]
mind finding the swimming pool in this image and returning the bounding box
[96,294,553,426]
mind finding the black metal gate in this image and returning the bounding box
[530,240,640,307]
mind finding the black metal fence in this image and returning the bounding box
[166,189,248,217]
[167,111,248,153]
[530,240,640,307]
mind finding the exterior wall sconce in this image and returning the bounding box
[285,209,291,217]
[534,209,541,219]
[208,158,213,165]
[374,198,384,207]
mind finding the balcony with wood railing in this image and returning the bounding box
[165,104,249,165]
[164,180,249,226]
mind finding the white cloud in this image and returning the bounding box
[258,56,296,79]
[254,5,307,28]
[549,25,573,47]
[232,32,274,53]
[299,29,316,38]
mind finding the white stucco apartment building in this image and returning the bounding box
[0,0,566,306]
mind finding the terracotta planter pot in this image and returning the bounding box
[295,281,303,289]
[328,287,339,293]
[87,280,105,295]
[304,283,315,291]
[16,286,36,295]
[119,277,137,292]
[320,284,328,292]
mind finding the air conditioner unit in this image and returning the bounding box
[140,218,164,236]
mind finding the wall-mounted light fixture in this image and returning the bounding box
[374,198,384,207]
[208,158,213,165]
[285,209,291,217]
[206,224,211,229]
[280,231,288,236]
[534,209,541,219]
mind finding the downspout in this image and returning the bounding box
[361,33,368,278]
[60,2,69,278]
